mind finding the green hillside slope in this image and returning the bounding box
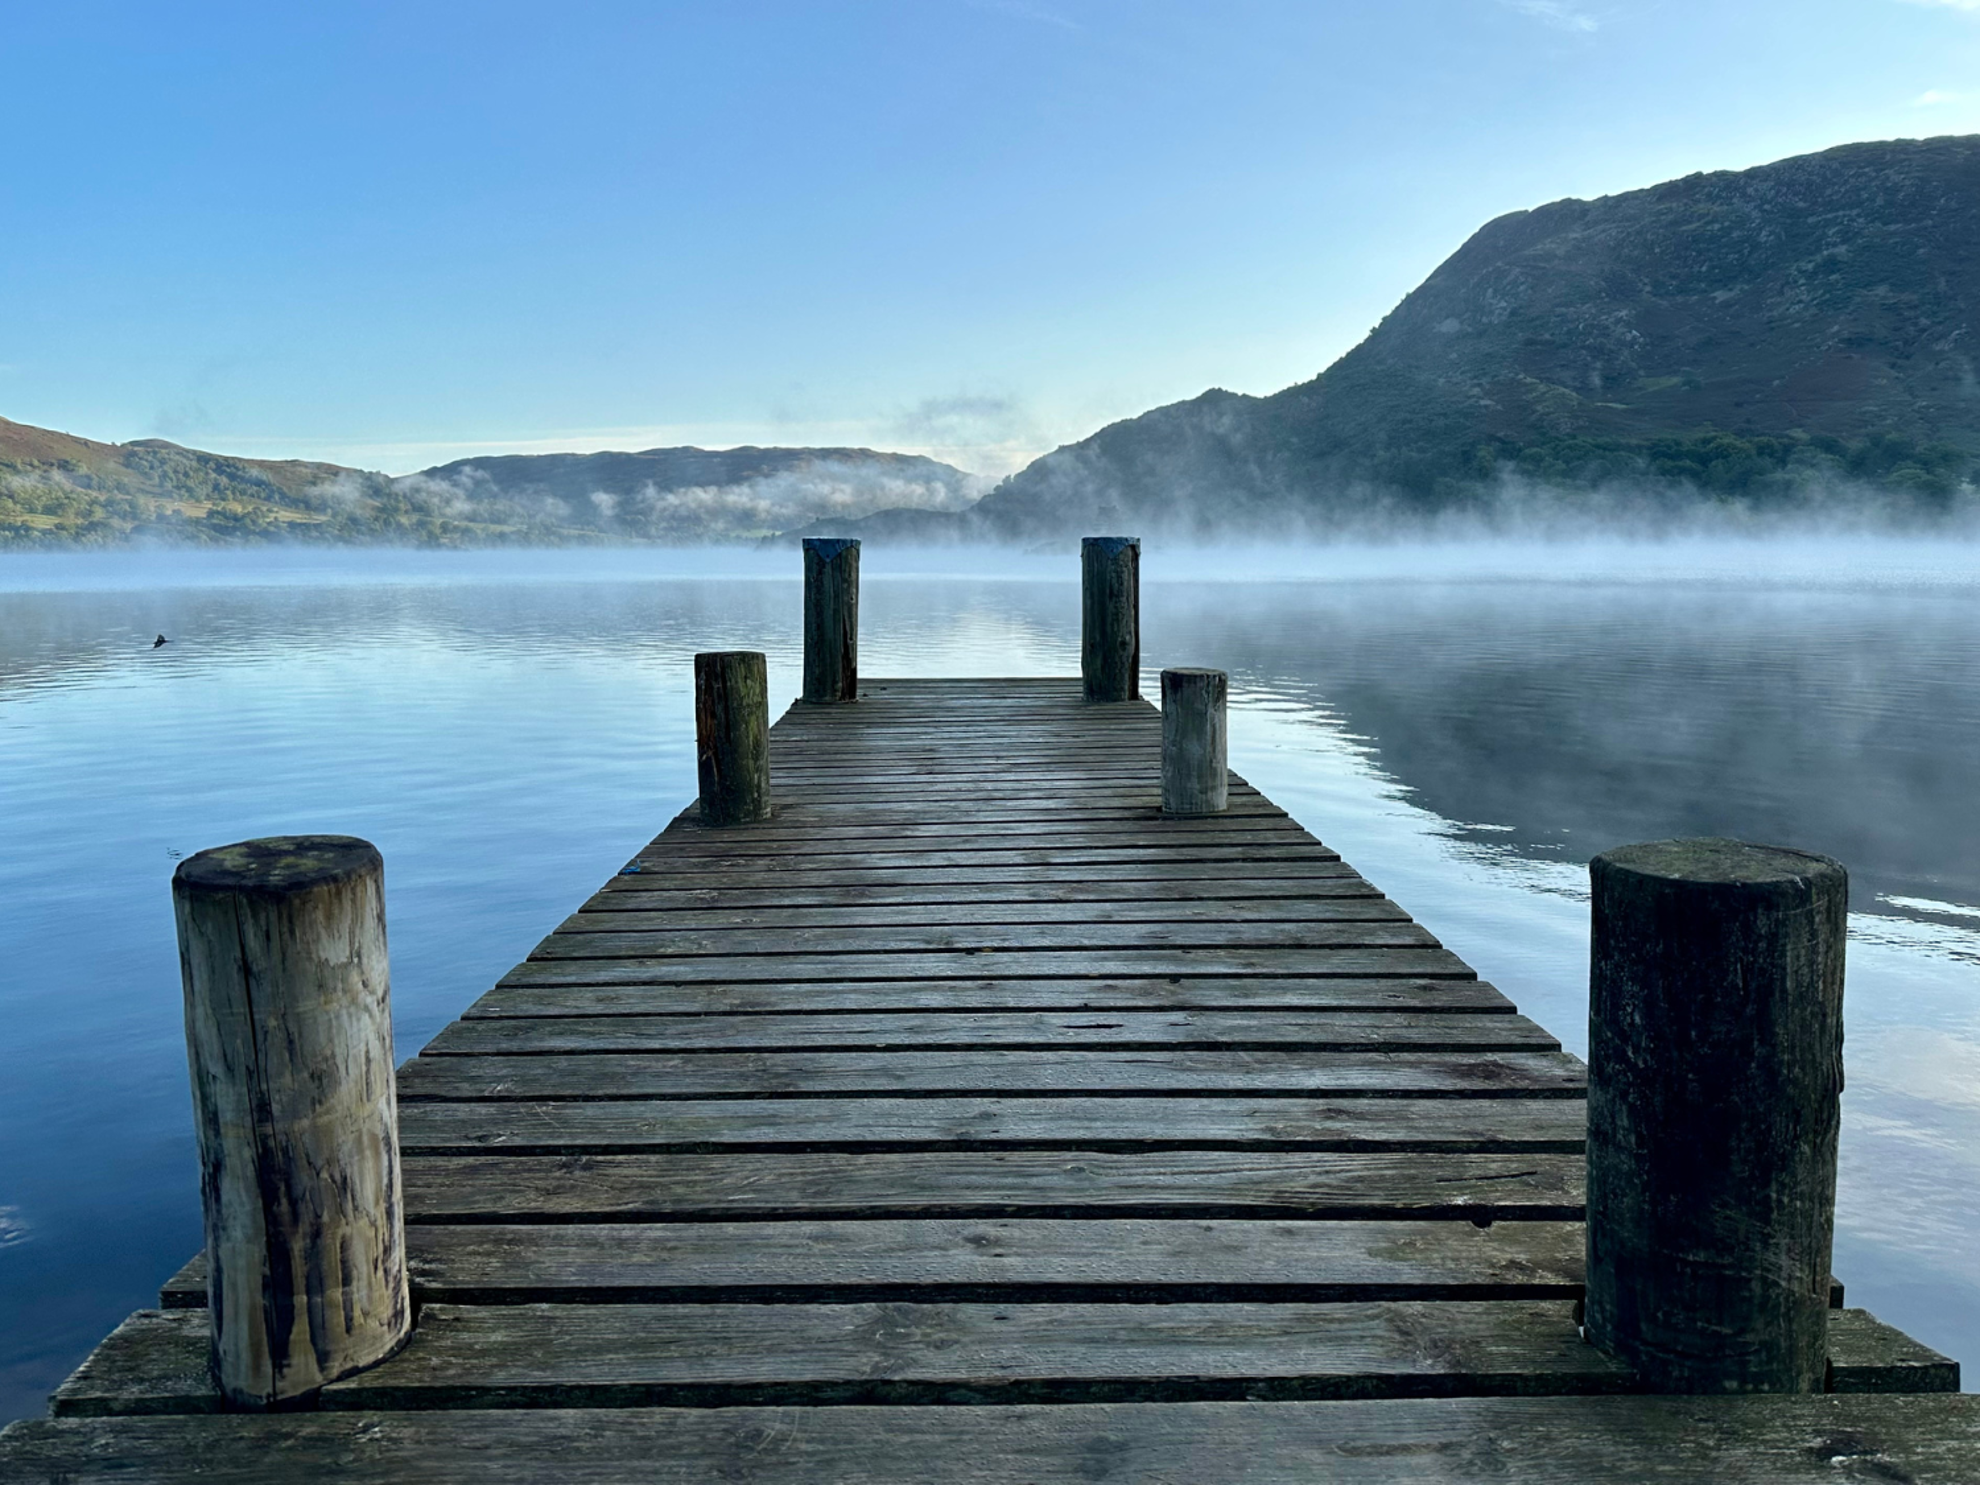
[971,135,1980,536]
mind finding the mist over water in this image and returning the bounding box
[0,537,1975,1420]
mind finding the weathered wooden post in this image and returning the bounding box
[1081,536,1140,702]
[1161,667,1228,815]
[1584,837,1847,1393]
[802,537,859,704]
[172,835,410,1408]
[696,649,771,825]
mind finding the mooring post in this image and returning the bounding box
[696,649,772,825]
[1161,667,1228,815]
[1081,536,1140,702]
[1584,837,1847,1393]
[172,835,410,1408]
[802,537,859,704]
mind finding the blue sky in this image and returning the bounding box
[6,0,1980,475]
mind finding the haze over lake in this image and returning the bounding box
[1,538,1976,1421]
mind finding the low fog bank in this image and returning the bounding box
[385,457,988,544]
[9,528,1975,598]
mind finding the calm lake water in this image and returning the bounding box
[2,539,1976,1421]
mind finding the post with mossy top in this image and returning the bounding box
[696,649,772,825]
[802,537,859,704]
[1081,536,1140,702]
[1161,667,1228,815]
[1584,837,1847,1393]
[173,835,410,1408]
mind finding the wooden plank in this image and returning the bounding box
[562,897,1403,931]
[730,794,1288,819]
[588,874,1376,908]
[645,817,1306,847]
[48,1305,1954,1417]
[393,1095,1590,1154]
[640,824,1314,856]
[11,1395,1980,1484]
[54,1301,1626,1413]
[600,862,1367,890]
[424,1010,1561,1056]
[725,805,1293,831]
[394,1048,1587,1102]
[495,947,1477,988]
[157,1217,1587,1310]
[1829,1311,1963,1392]
[463,977,1521,1018]
[721,793,1268,813]
[623,845,1344,872]
[525,922,1439,960]
[379,1149,1587,1223]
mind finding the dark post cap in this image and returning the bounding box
[1594,838,1845,889]
[1082,536,1140,550]
[173,836,382,897]
[1162,667,1226,680]
[802,538,859,558]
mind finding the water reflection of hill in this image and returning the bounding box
[1145,581,1980,913]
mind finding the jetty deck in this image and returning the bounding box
[4,677,1976,1481]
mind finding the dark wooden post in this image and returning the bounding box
[1081,536,1140,702]
[696,650,771,825]
[1584,837,1847,1393]
[172,836,410,1408]
[1161,667,1228,815]
[802,537,859,703]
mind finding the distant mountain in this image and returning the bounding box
[0,419,979,546]
[959,134,1980,538]
[17,135,1980,549]
[0,418,401,545]
[410,447,980,543]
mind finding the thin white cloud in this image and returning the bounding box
[1914,88,1967,105]
[1502,0,1600,31]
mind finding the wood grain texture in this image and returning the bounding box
[524,921,1440,961]
[393,1048,1587,1102]
[389,1095,1591,1155]
[590,873,1376,907]
[496,947,1476,989]
[171,834,410,1406]
[602,862,1364,891]
[801,538,858,704]
[574,883,1386,918]
[423,1009,1561,1055]
[559,898,1407,933]
[154,1217,1586,1309]
[1586,839,1848,1394]
[14,1395,1980,1482]
[1081,537,1140,702]
[379,1149,1589,1222]
[462,975,1520,1018]
[50,1306,1952,1417]
[1162,667,1229,815]
[693,652,771,826]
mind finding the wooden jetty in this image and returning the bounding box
[3,543,1977,1481]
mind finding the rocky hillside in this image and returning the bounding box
[967,134,1980,537]
[0,419,977,546]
